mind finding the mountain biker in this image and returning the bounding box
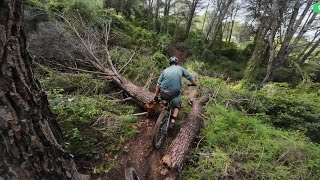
[154,56,196,128]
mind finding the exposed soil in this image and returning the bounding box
[103,117,180,180]
[169,46,190,66]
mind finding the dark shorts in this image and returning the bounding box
[159,88,182,108]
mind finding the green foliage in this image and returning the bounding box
[248,83,320,143]
[122,51,166,86]
[93,160,118,174]
[195,76,320,143]
[242,43,255,57]
[48,91,138,158]
[182,106,320,179]
[213,56,247,80]
[99,9,158,48]
[157,34,173,52]
[131,27,157,47]
[185,31,206,54]
[26,0,46,9]
[27,0,104,19]
[185,58,246,80]
[153,51,168,70]
[38,70,109,95]
[219,46,240,61]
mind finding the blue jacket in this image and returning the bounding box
[157,65,193,91]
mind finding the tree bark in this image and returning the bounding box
[261,0,280,83]
[184,0,199,39]
[147,0,154,30]
[161,0,172,34]
[205,10,217,41]
[299,37,320,65]
[210,0,233,43]
[0,0,84,179]
[201,2,209,33]
[296,30,320,62]
[154,0,161,32]
[262,0,318,83]
[228,4,239,44]
[114,76,154,106]
[243,25,268,81]
[160,96,209,172]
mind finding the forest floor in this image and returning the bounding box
[103,117,180,180]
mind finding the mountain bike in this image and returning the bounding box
[152,100,174,149]
[153,84,196,149]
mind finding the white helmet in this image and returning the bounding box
[169,56,178,65]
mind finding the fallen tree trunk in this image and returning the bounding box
[161,96,209,173]
[115,77,154,106]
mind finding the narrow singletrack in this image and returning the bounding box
[104,118,179,180]
[104,53,197,179]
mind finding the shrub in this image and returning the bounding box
[194,76,320,144]
[182,106,320,179]
[153,51,168,70]
[38,69,110,95]
[48,91,138,158]
[185,31,206,54]
[249,84,320,143]
[185,58,246,80]
[131,27,157,47]
[157,34,173,52]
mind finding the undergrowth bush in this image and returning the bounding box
[48,91,138,158]
[196,77,320,143]
[185,58,246,80]
[250,83,320,143]
[38,69,110,95]
[182,106,320,179]
[157,34,173,52]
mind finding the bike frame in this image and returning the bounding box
[162,102,173,134]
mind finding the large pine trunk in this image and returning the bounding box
[0,1,83,179]
[161,96,209,171]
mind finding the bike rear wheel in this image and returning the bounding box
[153,110,169,149]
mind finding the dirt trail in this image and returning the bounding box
[169,46,189,66]
[103,47,196,180]
[104,118,179,180]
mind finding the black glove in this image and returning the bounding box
[154,96,160,102]
[187,84,197,87]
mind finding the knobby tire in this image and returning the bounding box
[125,167,140,180]
[153,110,169,149]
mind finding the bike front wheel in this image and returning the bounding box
[125,167,140,180]
[153,110,169,149]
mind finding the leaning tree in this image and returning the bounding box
[0,0,83,179]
